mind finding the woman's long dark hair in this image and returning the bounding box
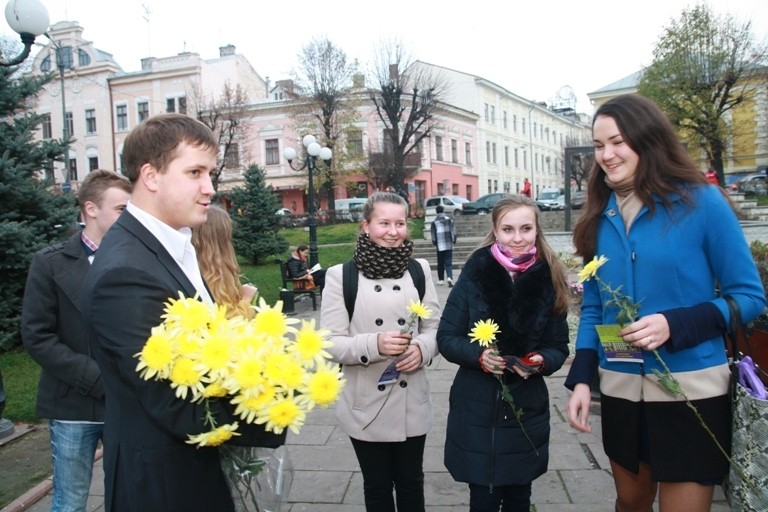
[572,94,707,259]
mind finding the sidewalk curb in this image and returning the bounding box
[1,449,103,512]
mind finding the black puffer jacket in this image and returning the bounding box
[437,247,569,487]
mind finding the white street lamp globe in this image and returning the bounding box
[302,134,316,148]
[319,147,332,161]
[283,147,297,162]
[307,142,321,157]
[4,0,49,36]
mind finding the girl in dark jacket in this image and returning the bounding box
[437,195,570,511]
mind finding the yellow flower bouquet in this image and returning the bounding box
[135,293,345,511]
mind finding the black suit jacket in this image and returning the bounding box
[22,232,104,421]
[82,211,284,512]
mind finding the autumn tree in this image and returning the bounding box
[290,36,359,209]
[367,41,447,191]
[190,81,251,191]
[638,4,768,185]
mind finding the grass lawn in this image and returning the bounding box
[0,217,426,424]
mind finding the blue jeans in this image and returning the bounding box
[436,250,453,281]
[49,420,103,512]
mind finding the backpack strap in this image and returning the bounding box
[343,260,358,320]
[408,258,426,301]
[343,258,425,321]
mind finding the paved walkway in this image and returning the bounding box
[3,269,734,512]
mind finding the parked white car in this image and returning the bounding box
[424,195,469,216]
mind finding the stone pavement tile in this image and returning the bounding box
[424,470,468,506]
[285,424,335,446]
[558,467,618,506]
[288,469,353,504]
[286,445,359,472]
[531,469,570,504]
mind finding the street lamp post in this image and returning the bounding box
[48,38,70,188]
[0,0,50,441]
[1,0,49,67]
[283,135,332,269]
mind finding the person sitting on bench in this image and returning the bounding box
[287,245,325,289]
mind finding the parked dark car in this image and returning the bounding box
[461,193,508,215]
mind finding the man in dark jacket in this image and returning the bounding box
[22,169,131,511]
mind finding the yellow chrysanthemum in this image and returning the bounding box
[135,326,174,380]
[163,294,213,333]
[174,330,202,358]
[469,319,500,347]
[252,298,299,338]
[289,319,332,365]
[186,423,240,447]
[257,396,306,434]
[226,354,265,393]
[407,300,432,320]
[197,333,232,376]
[231,384,276,423]
[264,352,303,390]
[304,362,344,408]
[577,255,609,284]
[169,357,205,400]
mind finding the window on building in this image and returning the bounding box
[514,148,519,168]
[85,109,96,134]
[224,144,240,168]
[78,49,91,67]
[451,139,458,163]
[58,46,73,69]
[88,156,99,171]
[116,104,128,131]
[41,114,52,139]
[487,179,492,192]
[435,136,443,161]
[69,158,78,181]
[493,180,498,192]
[466,185,472,201]
[522,119,527,135]
[492,143,497,164]
[503,111,507,129]
[465,142,472,165]
[484,104,489,122]
[513,114,517,132]
[347,129,363,157]
[490,106,496,125]
[138,101,149,123]
[486,141,491,163]
[265,139,279,165]
[504,146,509,167]
[65,112,73,137]
[166,97,186,114]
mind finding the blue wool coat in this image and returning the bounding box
[570,185,766,480]
[437,248,569,487]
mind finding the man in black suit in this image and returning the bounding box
[81,114,283,512]
[22,169,131,512]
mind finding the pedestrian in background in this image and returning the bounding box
[564,94,765,512]
[437,195,570,511]
[321,191,440,512]
[22,169,131,512]
[521,178,532,198]
[430,204,457,287]
[705,167,719,186]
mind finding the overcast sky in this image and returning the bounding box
[4,0,767,114]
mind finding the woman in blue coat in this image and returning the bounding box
[437,195,570,511]
[564,94,766,512]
